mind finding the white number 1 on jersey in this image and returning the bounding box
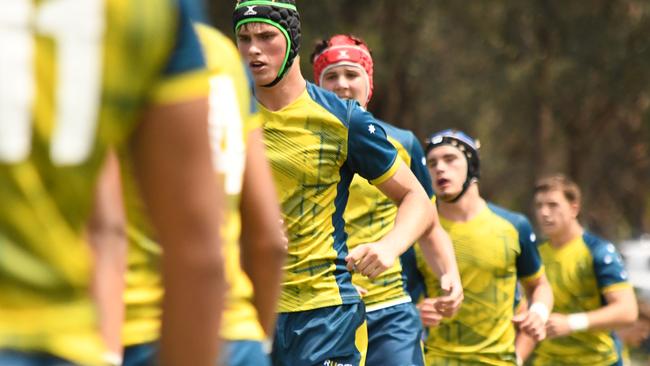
[208,75,245,196]
[0,0,104,165]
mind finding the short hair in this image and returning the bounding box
[310,39,329,64]
[534,174,582,205]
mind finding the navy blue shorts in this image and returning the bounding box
[123,342,158,366]
[271,302,367,366]
[366,301,424,366]
[0,350,78,366]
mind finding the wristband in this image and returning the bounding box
[103,352,123,366]
[567,312,590,331]
[528,302,550,324]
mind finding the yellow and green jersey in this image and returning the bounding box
[344,121,433,310]
[121,23,266,346]
[0,0,208,364]
[416,203,544,366]
[261,84,400,312]
[530,232,630,366]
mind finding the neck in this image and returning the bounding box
[437,184,485,222]
[548,220,583,249]
[255,62,305,111]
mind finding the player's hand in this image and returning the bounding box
[417,298,443,327]
[545,313,572,339]
[433,273,463,318]
[513,310,547,341]
[618,318,650,347]
[345,241,397,279]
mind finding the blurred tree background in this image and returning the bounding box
[211,1,650,242]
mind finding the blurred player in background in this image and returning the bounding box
[417,129,553,365]
[233,1,435,364]
[311,34,462,366]
[0,0,226,365]
[523,175,638,366]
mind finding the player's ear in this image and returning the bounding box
[570,201,580,219]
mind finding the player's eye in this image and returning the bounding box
[345,71,360,79]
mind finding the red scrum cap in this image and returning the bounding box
[312,35,374,105]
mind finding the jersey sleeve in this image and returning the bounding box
[407,132,434,198]
[515,217,544,282]
[591,242,631,294]
[346,104,400,185]
[148,0,210,104]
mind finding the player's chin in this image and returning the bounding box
[437,191,459,202]
[539,225,558,237]
[252,72,276,87]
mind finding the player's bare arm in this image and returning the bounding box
[240,127,287,336]
[131,98,225,366]
[416,210,463,317]
[513,296,536,364]
[546,287,637,338]
[87,151,127,360]
[346,162,434,279]
[512,275,554,342]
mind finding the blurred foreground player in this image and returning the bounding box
[0,1,225,365]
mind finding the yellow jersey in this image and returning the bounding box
[417,203,544,365]
[261,84,401,312]
[530,232,630,366]
[0,0,208,364]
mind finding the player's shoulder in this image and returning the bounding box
[487,202,535,236]
[194,22,241,69]
[305,82,359,127]
[194,22,230,49]
[582,231,609,246]
[376,121,417,150]
[582,231,619,257]
[581,232,630,287]
[487,202,529,226]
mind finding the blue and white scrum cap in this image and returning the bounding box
[426,129,481,202]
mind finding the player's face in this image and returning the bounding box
[534,189,579,237]
[320,65,368,107]
[236,23,287,86]
[427,145,467,201]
